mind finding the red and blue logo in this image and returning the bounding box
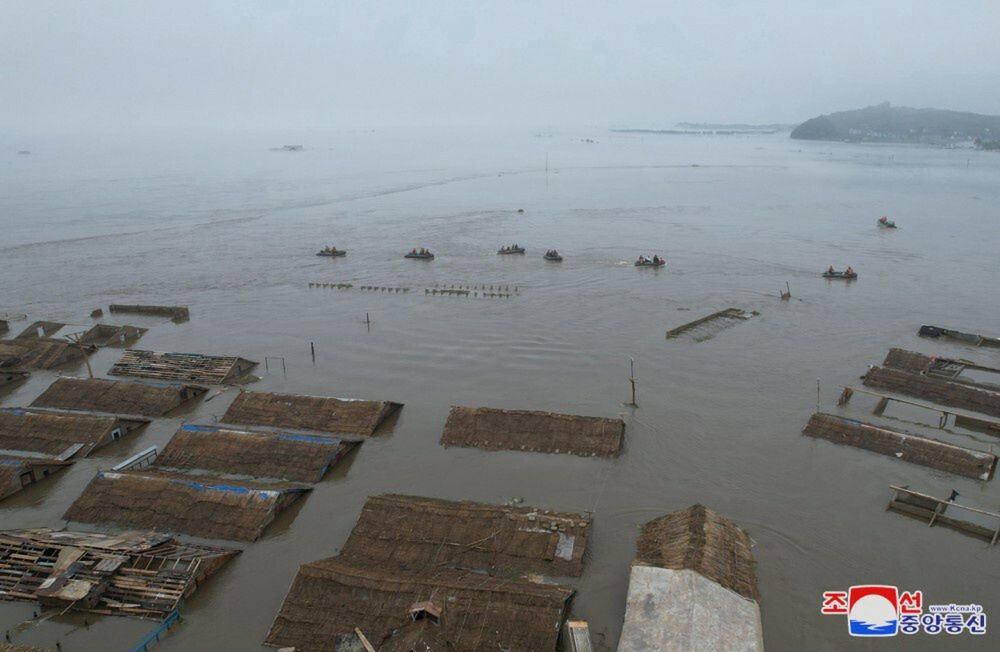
[847,585,899,636]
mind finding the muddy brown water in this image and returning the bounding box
[2,129,1000,650]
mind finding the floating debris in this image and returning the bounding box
[666,308,758,341]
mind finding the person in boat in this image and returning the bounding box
[638,255,646,264]
[411,248,417,254]
[846,266,854,276]
[653,255,661,264]
[827,265,835,275]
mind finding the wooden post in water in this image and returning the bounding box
[626,358,637,407]
[310,341,315,365]
[816,379,821,411]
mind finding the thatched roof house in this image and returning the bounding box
[264,557,573,652]
[0,338,84,370]
[863,365,1000,418]
[341,494,591,577]
[14,321,67,340]
[30,377,207,417]
[64,469,311,542]
[618,505,763,652]
[0,528,237,619]
[0,408,148,458]
[0,455,73,501]
[109,349,257,385]
[803,412,996,480]
[154,424,358,482]
[77,323,147,347]
[440,406,625,457]
[222,391,402,436]
[109,304,189,322]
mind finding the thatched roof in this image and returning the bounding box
[0,528,237,619]
[223,391,402,436]
[0,644,53,652]
[803,412,996,480]
[264,557,573,652]
[77,323,147,347]
[0,456,73,501]
[440,406,625,457]
[340,494,591,577]
[64,469,311,542]
[14,321,66,340]
[0,408,148,458]
[863,366,1000,418]
[30,377,207,417]
[109,304,189,322]
[379,618,456,652]
[882,348,935,374]
[0,338,84,370]
[635,504,759,601]
[154,424,358,482]
[109,349,257,385]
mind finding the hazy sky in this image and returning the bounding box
[3,0,999,131]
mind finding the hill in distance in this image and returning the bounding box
[791,103,1000,145]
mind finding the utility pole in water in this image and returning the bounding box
[625,358,638,407]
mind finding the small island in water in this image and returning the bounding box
[791,102,1000,148]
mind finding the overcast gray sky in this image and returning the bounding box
[3,0,999,131]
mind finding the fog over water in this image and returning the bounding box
[3,2,1000,651]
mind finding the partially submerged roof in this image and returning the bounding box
[109,304,190,322]
[264,557,573,652]
[154,424,358,482]
[109,349,258,385]
[222,391,402,436]
[0,408,148,458]
[863,365,1000,419]
[440,406,625,457]
[618,505,763,652]
[14,321,67,340]
[0,455,73,501]
[0,527,237,619]
[77,323,147,347]
[635,504,759,601]
[803,412,996,480]
[341,494,592,577]
[1,370,30,387]
[30,377,207,417]
[64,469,311,542]
[0,338,84,370]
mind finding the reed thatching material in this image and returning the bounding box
[0,644,53,652]
[77,323,147,347]
[154,424,358,482]
[803,412,996,480]
[882,348,936,374]
[64,469,311,542]
[263,557,573,652]
[863,366,1000,418]
[0,528,237,619]
[0,320,7,335]
[0,338,84,370]
[110,349,258,385]
[30,377,207,417]
[634,504,759,601]
[14,321,66,340]
[223,391,402,436]
[440,406,625,457]
[0,456,73,501]
[378,618,456,651]
[340,494,591,577]
[109,304,190,322]
[665,308,757,341]
[0,408,148,458]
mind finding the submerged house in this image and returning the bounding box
[0,338,85,370]
[62,420,360,541]
[30,377,207,417]
[440,406,625,457]
[109,349,257,385]
[63,469,312,542]
[14,321,67,340]
[617,505,763,652]
[0,455,73,501]
[863,365,1000,419]
[77,323,147,347]
[265,494,583,652]
[0,528,237,619]
[222,390,402,436]
[0,408,148,459]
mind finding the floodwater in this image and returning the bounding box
[2,128,999,651]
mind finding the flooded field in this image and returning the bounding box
[2,129,999,650]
